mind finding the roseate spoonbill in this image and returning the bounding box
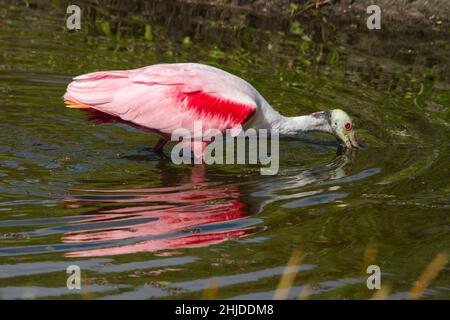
[64,63,359,158]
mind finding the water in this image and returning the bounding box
[0,2,449,299]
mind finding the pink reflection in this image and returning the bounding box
[65,228,256,258]
[63,166,257,257]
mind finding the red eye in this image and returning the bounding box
[344,122,352,130]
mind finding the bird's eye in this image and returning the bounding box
[344,122,352,130]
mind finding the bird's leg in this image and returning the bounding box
[153,137,168,153]
[191,140,209,164]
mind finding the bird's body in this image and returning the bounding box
[64,63,358,157]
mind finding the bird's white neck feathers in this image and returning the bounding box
[251,99,332,136]
[276,114,332,136]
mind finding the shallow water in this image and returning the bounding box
[0,3,449,299]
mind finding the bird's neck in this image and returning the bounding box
[252,98,332,136]
[276,113,332,136]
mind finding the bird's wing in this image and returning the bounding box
[64,63,258,135]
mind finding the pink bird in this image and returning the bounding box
[64,63,359,158]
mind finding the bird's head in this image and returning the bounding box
[280,108,360,149]
[329,109,359,149]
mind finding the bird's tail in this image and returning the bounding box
[63,70,131,113]
[64,100,90,109]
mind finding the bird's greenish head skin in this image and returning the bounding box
[330,109,359,148]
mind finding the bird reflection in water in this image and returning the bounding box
[63,148,357,258]
[252,147,358,212]
[63,165,259,257]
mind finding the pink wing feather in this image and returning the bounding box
[64,63,258,135]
